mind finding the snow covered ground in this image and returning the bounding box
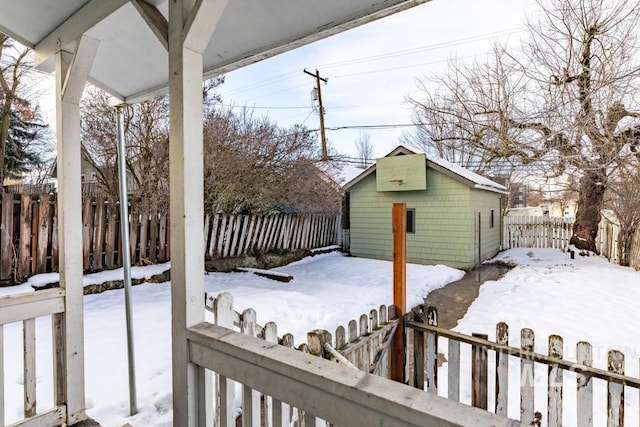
[449,248,640,426]
[1,248,638,426]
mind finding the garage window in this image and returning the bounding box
[407,208,415,234]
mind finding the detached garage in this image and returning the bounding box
[343,146,508,270]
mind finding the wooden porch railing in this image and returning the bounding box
[0,289,67,426]
[197,292,523,427]
[406,305,640,426]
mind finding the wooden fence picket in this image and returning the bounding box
[607,350,624,426]
[82,197,93,269]
[577,341,593,427]
[548,335,563,427]
[241,308,260,426]
[520,328,535,423]
[448,338,460,402]
[495,322,509,416]
[19,194,32,279]
[1,194,14,281]
[471,333,488,410]
[29,197,39,276]
[92,197,107,270]
[426,306,438,394]
[149,211,158,263]
[36,195,52,274]
[129,210,139,263]
[105,199,118,267]
[214,293,235,427]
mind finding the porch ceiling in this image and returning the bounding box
[0,0,429,103]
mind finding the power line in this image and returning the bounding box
[217,28,523,98]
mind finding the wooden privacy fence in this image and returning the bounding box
[406,305,640,426]
[0,192,340,283]
[0,193,170,283]
[204,212,339,259]
[204,292,400,426]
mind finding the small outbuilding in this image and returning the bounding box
[343,146,508,270]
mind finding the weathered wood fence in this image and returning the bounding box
[0,193,340,283]
[202,292,517,427]
[0,193,170,283]
[204,212,339,259]
[204,292,400,426]
[407,305,640,426]
[503,215,640,269]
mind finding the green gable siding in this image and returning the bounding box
[349,167,474,269]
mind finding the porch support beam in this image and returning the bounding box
[131,0,169,51]
[183,0,228,54]
[54,34,99,424]
[169,1,226,426]
[34,0,127,68]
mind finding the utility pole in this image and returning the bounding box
[304,68,328,160]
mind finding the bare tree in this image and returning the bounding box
[354,131,374,167]
[81,87,170,212]
[407,0,640,252]
[203,107,341,214]
[606,161,640,266]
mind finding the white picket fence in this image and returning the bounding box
[502,216,574,250]
[407,305,640,427]
[204,292,399,426]
[204,213,340,258]
[502,215,640,267]
[201,293,517,427]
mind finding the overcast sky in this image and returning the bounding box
[34,1,538,161]
[216,0,539,159]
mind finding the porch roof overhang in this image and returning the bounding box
[0,0,429,104]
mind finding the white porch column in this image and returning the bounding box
[168,1,227,425]
[54,35,99,424]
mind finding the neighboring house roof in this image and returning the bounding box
[343,145,508,194]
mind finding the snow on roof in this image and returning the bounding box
[343,145,508,194]
[338,164,369,185]
[426,155,508,193]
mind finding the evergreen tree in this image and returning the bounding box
[2,105,47,180]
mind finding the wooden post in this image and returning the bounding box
[54,35,99,424]
[169,1,228,425]
[391,203,406,383]
[471,333,488,409]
